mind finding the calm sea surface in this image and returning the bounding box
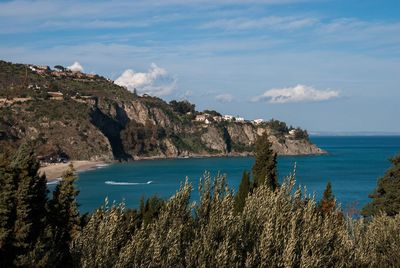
[50,136,400,213]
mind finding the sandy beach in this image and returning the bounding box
[39,160,108,181]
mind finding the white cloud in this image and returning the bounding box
[67,61,84,72]
[114,63,176,96]
[200,16,317,31]
[252,84,339,103]
[215,93,234,103]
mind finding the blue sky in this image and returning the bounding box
[1,0,399,132]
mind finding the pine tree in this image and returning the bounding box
[319,181,336,215]
[234,171,251,213]
[48,163,80,266]
[0,153,17,267]
[361,153,400,217]
[252,133,278,190]
[11,141,48,266]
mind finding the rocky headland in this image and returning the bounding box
[0,60,325,164]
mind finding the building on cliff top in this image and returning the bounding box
[252,119,264,125]
[223,115,234,121]
[289,129,298,136]
[195,114,207,122]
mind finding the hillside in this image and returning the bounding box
[0,60,325,162]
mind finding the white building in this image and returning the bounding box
[289,129,297,136]
[236,117,245,122]
[195,114,207,122]
[252,119,264,125]
[223,115,234,121]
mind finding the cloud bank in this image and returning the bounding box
[67,61,83,72]
[252,85,339,103]
[215,93,234,103]
[114,63,176,96]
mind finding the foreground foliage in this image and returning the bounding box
[67,172,400,268]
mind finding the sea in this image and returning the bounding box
[48,136,400,214]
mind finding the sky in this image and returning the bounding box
[0,0,399,132]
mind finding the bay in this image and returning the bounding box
[53,136,400,213]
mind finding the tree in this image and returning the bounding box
[267,119,288,134]
[169,100,196,115]
[54,65,65,72]
[252,133,278,190]
[361,153,400,217]
[319,182,336,215]
[10,141,48,266]
[0,153,17,267]
[234,171,251,213]
[141,196,164,225]
[47,164,80,265]
[203,110,221,117]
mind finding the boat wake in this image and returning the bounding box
[105,180,153,186]
[46,178,61,185]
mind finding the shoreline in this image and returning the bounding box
[39,160,109,181]
[131,150,327,161]
[40,150,327,181]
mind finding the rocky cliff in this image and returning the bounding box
[0,60,325,162]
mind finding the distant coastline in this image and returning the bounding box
[310,131,400,137]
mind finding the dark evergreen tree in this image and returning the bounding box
[0,153,17,267]
[252,133,278,190]
[47,164,80,266]
[10,141,48,266]
[234,171,251,213]
[319,181,336,215]
[361,153,400,217]
[142,196,164,225]
[169,100,196,114]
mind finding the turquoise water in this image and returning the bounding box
[51,136,400,213]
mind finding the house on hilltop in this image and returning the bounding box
[29,65,50,75]
[289,129,297,136]
[195,114,207,122]
[236,117,245,122]
[195,114,212,124]
[223,115,234,121]
[252,119,264,125]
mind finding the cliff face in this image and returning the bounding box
[86,97,325,160]
[0,60,325,161]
